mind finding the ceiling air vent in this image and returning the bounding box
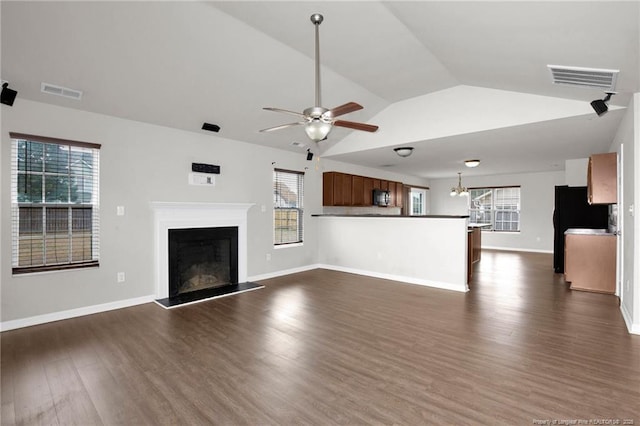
[41,82,83,100]
[547,65,619,91]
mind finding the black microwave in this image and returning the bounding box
[373,189,390,206]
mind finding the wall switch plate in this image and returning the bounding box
[117,206,125,216]
[117,272,125,283]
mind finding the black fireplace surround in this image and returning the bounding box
[168,226,239,298]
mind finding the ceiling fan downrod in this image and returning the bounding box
[311,13,323,108]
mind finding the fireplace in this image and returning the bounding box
[151,202,262,308]
[169,226,238,297]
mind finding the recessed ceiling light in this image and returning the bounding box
[464,159,480,168]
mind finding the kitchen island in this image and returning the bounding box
[312,214,470,292]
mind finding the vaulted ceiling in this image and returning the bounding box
[2,1,638,178]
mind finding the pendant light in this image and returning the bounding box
[450,172,469,197]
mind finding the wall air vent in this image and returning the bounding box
[547,65,619,91]
[41,82,83,100]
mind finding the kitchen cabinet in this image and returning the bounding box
[564,231,615,294]
[587,152,617,204]
[389,182,396,206]
[323,171,403,207]
[352,175,365,206]
[338,173,352,206]
[322,172,335,206]
[323,172,352,206]
[363,178,374,205]
[393,182,403,208]
[467,227,482,283]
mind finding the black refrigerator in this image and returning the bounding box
[553,186,608,273]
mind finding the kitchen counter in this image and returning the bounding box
[312,214,469,218]
[565,228,613,236]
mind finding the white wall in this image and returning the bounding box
[429,171,565,252]
[316,216,468,292]
[565,158,588,186]
[0,100,422,326]
[609,93,639,334]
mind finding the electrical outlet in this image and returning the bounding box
[117,206,125,216]
[117,272,125,283]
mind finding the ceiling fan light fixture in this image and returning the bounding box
[394,147,414,158]
[304,119,332,142]
[464,159,480,168]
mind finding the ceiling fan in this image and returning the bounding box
[259,13,379,142]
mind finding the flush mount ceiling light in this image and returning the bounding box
[450,172,469,197]
[393,147,414,158]
[590,92,615,116]
[464,159,480,168]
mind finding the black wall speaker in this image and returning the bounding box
[590,99,608,116]
[202,122,221,133]
[1,83,17,106]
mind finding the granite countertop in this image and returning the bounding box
[311,214,470,218]
[565,228,615,236]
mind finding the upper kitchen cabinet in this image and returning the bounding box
[587,152,617,204]
[323,172,352,206]
[352,175,365,206]
[323,172,403,207]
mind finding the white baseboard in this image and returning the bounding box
[482,246,553,254]
[317,264,469,293]
[248,264,320,282]
[620,303,640,335]
[0,295,155,332]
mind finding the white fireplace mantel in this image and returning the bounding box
[151,202,254,299]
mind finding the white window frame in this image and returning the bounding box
[469,186,521,232]
[10,133,100,273]
[273,168,304,246]
[409,187,429,216]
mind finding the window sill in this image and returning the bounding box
[12,261,99,276]
[274,242,303,249]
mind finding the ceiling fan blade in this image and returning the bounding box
[263,107,306,119]
[334,120,379,132]
[326,102,363,118]
[259,122,306,133]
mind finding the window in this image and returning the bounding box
[10,133,100,273]
[273,169,304,245]
[409,187,429,216]
[469,186,520,232]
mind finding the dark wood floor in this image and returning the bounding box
[2,250,639,425]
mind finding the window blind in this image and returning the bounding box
[273,168,304,245]
[10,133,101,273]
